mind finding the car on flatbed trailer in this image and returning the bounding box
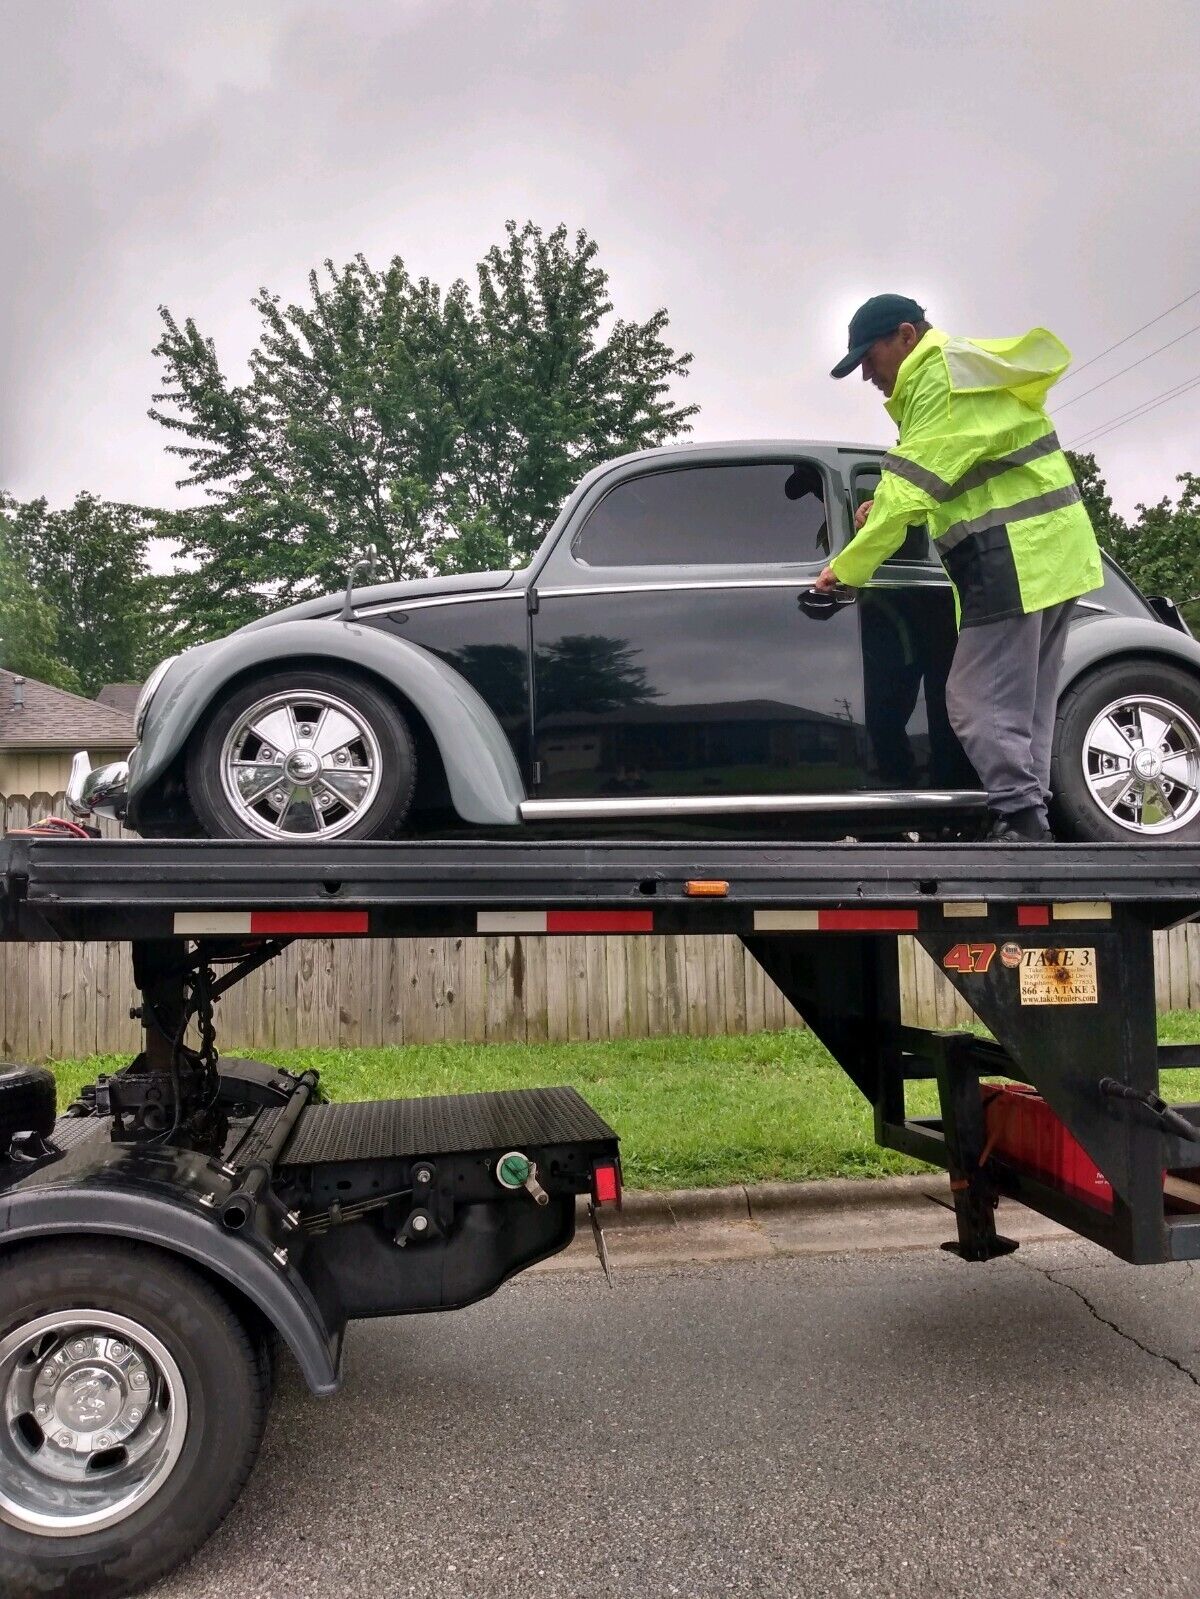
[70,442,1200,845]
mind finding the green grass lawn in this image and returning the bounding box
[47,1010,1200,1192]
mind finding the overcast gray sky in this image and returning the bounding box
[3,0,1199,536]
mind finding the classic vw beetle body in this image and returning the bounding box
[70,441,1200,844]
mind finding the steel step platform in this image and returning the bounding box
[279,1085,618,1168]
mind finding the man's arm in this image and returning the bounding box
[817,357,993,590]
[825,469,935,586]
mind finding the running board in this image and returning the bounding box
[518,790,987,821]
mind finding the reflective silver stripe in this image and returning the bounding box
[883,430,1064,506]
[881,452,952,498]
[950,430,1063,498]
[939,482,1083,553]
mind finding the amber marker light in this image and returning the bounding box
[684,880,729,897]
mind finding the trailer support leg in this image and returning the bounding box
[930,1035,1017,1261]
[131,939,192,1074]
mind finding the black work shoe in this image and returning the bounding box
[987,807,1053,843]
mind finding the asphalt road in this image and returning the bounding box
[150,1239,1200,1599]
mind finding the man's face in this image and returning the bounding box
[861,322,921,397]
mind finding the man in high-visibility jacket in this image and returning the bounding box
[816,294,1103,842]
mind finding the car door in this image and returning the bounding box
[528,456,873,808]
[847,460,977,790]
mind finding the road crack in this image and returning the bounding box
[1029,1264,1200,1390]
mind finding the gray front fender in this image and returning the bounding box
[127,621,526,827]
[1060,613,1200,692]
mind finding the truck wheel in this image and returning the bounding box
[1052,659,1200,841]
[0,1066,56,1154]
[0,1240,269,1599]
[186,668,417,841]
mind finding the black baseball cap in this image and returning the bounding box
[831,294,927,378]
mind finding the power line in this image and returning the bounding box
[1057,287,1200,386]
[1070,372,1200,446]
[1067,370,1200,449]
[1056,320,1200,410]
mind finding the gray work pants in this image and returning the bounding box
[943,600,1076,821]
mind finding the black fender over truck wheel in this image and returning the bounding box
[0,1066,56,1156]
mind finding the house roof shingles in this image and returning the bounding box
[96,682,143,714]
[0,670,135,750]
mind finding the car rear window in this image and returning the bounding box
[572,462,829,567]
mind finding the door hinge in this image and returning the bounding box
[532,760,543,788]
[527,587,539,615]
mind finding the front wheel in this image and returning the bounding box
[186,668,417,841]
[0,1241,269,1599]
[1051,659,1200,841]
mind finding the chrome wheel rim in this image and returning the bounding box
[0,1309,188,1536]
[218,689,383,839]
[1082,694,1200,835]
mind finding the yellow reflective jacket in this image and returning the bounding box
[829,327,1103,626]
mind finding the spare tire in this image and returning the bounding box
[0,1065,56,1153]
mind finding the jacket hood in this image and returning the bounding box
[886,326,1072,422]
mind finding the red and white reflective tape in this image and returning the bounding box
[942,901,1110,922]
[476,910,655,934]
[174,911,368,935]
[752,908,919,932]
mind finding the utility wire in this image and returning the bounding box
[1058,287,1200,387]
[1056,320,1200,410]
[1068,371,1200,449]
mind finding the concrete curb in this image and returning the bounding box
[532,1176,1068,1276]
[612,1175,939,1225]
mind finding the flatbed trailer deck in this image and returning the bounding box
[3,833,1200,1596]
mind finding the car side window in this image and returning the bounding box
[852,467,935,566]
[572,462,829,567]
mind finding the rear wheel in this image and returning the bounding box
[186,668,416,841]
[0,1241,268,1599]
[1052,659,1200,841]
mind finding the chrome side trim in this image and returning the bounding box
[1076,601,1107,614]
[520,790,986,821]
[352,590,525,618]
[537,577,822,599]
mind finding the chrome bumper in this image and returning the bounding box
[66,750,131,820]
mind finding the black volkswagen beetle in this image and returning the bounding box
[69,442,1200,844]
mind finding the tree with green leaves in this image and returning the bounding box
[1114,473,1200,626]
[0,512,80,691]
[1,492,166,696]
[1067,451,1200,626]
[150,222,697,636]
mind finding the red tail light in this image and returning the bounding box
[592,1160,621,1206]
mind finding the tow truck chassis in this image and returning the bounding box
[3,834,1200,1594]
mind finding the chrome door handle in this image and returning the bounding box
[799,587,857,618]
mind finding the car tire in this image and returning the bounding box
[1051,659,1200,842]
[0,1239,269,1599]
[186,668,417,841]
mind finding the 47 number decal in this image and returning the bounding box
[941,942,997,975]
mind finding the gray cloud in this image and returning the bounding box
[2,0,1198,529]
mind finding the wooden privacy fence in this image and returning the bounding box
[2,792,1199,1058]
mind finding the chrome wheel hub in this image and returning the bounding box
[1082,694,1200,834]
[219,689,383,839]
[0,1310,188,1535]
